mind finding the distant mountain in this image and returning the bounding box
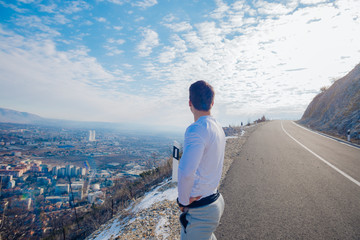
[0,107,45,124]
[0,107,131,131]
[299,63,360,138]
[0,107,120,129]
[0,107,183,136]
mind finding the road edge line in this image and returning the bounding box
[291,121,360,150]
[281,121,360,187]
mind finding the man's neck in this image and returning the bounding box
[193,110,211,122]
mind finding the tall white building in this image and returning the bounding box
[65,165,72,177]
[89,130,96,142]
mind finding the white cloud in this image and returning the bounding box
[142,0,360,124]
[95,17,107,22]
[53,14,70,24]
[17,0,35,3]
[158,47,176,63]
[0,1,27,13]
[132,0,158,9]
[137,28,159,57]
[2,0,360,128]
[300,0,328,4]
[122,63,133,69]
[62,1,90,14]
[163,14,176,23]
[255,1,298,15]
[107,38,125,45]
[163,21,192,32]
[0,28,164,125]
[135,16,145,22]
[38,3,57,13]
[104,38,125,56]
[15,15,60,37]
[107,0,126,5]
[104,46,123,56]
[113,26,123,31]
[209,0,230,19]
[196,21,223,45]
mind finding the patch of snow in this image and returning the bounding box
[87,179,178,240]
[132,180,178,213]
[155,216,170,240]
[225,130,245,139]
[90,218,123,240]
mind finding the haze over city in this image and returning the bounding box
[1,0,359,130]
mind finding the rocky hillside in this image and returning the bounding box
[299,63,360,139]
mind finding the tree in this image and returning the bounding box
[320,86,328,93]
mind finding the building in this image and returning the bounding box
[13,151,22,157]
[55,184,69,195]
[0,165,11,170]
[65,165,72,177]
[45,196,68,203]
[88,191,105,204]
[0,169,23,177]
[70,166,77,177]
[11,198,32,210]
[0,174,13,185]
[91,184,100,191]
[30,165,41,173]
[37,177,51,185]
[69,182,84,201]
[77,167,86,176]
[41,164,49,173]
[7,180,15,189]
[58,168,66,177]
[52,166,59,176]
[89,130,96,142]
[71,182,83,190]
[70,190,83,201]
[34,187,44,195]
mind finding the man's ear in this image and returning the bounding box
[189,100,192,107]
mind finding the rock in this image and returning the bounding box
[299,63,360,139]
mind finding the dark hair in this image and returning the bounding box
[189,80,215,111]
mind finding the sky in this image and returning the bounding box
[0,0,359,131]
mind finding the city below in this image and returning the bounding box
[0,122,177,238]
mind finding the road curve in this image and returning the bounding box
[216,120,360,240]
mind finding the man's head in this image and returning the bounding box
[189,80,215,112]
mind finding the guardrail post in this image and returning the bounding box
[172,141,180,182]
[347,129,351,142]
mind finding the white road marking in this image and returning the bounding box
[281,121,360,187]
[291,121,360,150]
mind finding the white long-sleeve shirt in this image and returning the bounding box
[178,115,226,206]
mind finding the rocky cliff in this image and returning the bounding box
[299,63,360,139]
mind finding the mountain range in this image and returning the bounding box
[0,107,153,134]
[0,107,182,136]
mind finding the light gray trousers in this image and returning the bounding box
[180,194,225,240]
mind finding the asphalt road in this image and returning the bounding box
[216,120,360,240]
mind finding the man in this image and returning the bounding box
[177,80,226,240]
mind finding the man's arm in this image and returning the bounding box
[178,128,205,206]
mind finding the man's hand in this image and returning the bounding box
[189,196,201,204]
[179,196,202,212]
